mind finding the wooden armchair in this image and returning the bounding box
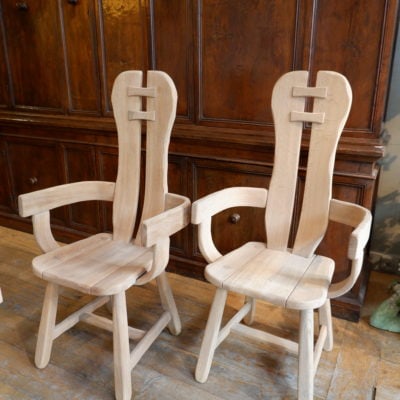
[18,70,190,400]
[191,71,372,399]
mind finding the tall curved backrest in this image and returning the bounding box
[111,70,177,244]
[265,71,352,256]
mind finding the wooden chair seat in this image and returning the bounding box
[32,233,153,296]
[205,242,334,310]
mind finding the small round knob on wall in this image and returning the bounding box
[29,177,38,185]
[229,213,241,224]
[16,2,28,10]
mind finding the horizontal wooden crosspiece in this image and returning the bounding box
[290,110,325,124]
[127,86,157,121]
[289,85,328,124]
[127,86,156,97]
[128,110,156,121]
[292,86,327,98]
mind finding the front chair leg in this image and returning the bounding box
[195,287,228,383]
[156,272,181,335]
[113,291,132,400]
[35,282,59,369]
[298,309,314,400]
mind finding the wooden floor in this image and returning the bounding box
[0,226,399,399]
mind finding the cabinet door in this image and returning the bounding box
[0,139,12,212]
[309,0,398,137]
[5,138,64,224]
[168,155,189,256]
[97,1,149,115]
[97,146,118,232]
[60,0,101,114]
[1,0,66,111]
[63,144,101,234]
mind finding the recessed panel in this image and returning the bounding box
[200,0,298,124]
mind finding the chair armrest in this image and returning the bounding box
[141,193,191,247]
[191,187,268,263]
[18,181,115,253]
[328,198,372,299]
[328,198,372,260]
[18,181,115,217]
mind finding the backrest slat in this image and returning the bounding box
[265,71,308,251]
[292,71,352,257]
[111,70,177,245]
[266,71,352,256]
[135,71,177,245]
[111,71,143,243]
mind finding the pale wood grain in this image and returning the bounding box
[191,71,367,400]
[142,193,190,248]
[195,288,228,383]
[298,309,314,400]
[136,71,178,245]
[35,282,58,368]
[18,181,115,253]
[293,71,352,258]
[266,70,308,251]
[112,291,132,400]
[111,71,143,243]
[16,71,189,399]
[18,181,115,218]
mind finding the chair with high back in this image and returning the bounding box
[18,70,190,400]
[191,71,372,399]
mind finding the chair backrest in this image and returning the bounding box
[265,71,352,257]
[110,71,177,244]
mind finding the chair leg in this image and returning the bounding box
[243,296,256,325]
[298,309,314,400]
[156,272,181,335]
[35,282,59,369]
[195,287,228,383]
[113,292,132,400]
[318,299,333,351]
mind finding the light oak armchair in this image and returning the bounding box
[191,71,372,400]
[19,70,190,400]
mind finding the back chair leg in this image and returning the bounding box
[243,296,256,325]
[35,282,59,369]
[318,299,333,351]
[298,309,314,400]
[113,291,132,400]
[156,272,181,335]
[195,287,228,383]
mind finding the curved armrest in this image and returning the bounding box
[328,198,372,299]
[18,181,115,253]
[328,198,372,260]
[141,193,191,247]
[136,193,190,284]
[18,181,115,217]
[191,187,268,263]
